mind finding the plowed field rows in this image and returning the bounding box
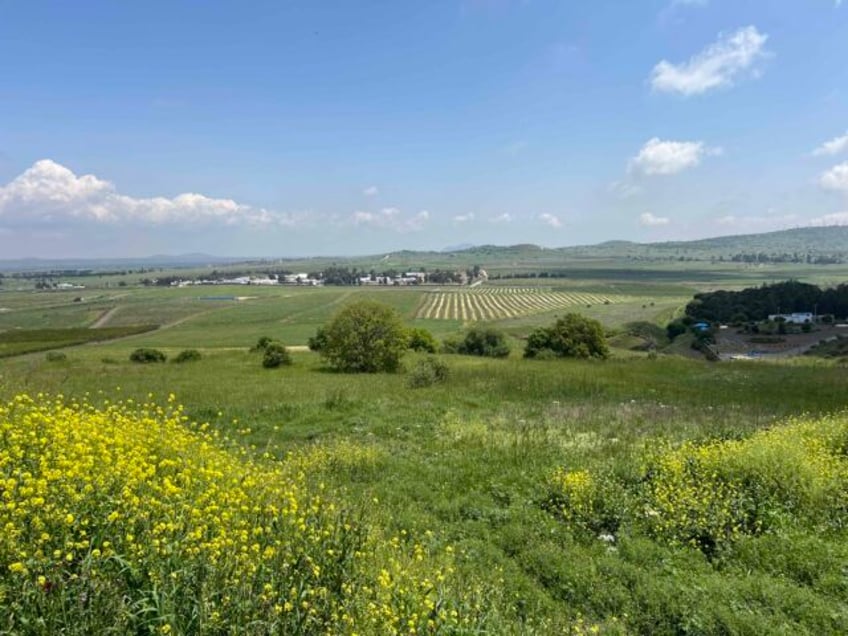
[416,287,629,321]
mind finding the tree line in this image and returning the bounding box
[685,280,848,323]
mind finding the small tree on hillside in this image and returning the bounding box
[524,314,609,360]
[320,300,408,372]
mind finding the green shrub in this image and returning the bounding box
[454,327,510,358]
[45,351,67,362]
[308,326,328,352]
[524,314,609,360]
[129,348,166,363]
[320,301,408,373]
[407,327,438,353]
[174,349,202,363]
[440,336,462,354]
[262,342,292,368]
[407,356,450,388]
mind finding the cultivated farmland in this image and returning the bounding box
[415,286,630,321]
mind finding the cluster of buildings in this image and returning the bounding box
[358,272,426,286]
[172,273,322,287]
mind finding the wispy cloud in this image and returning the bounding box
[628,138,720,176]
[538,213,562,228]
[812,132,848,157]
[639,212,670,227]
[820,162,848,192]
[0,159,286,227]
[362,185,379,196]
[453,212,475,223]
[488,213,512,224]
[651,26,769,96]
[715,213,799,231]
[351,207,430,232]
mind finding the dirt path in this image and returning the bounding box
[91,306,121,328]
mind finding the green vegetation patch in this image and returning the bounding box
[0,325,158,358]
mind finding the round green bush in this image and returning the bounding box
[455,327,510,358]
[129,348,167,363]
[45,351,67,362]
[262,342,292,368]
[174,349,202,363]
[407,356,450,388]
[407,327,438,353]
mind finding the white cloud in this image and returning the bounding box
[538,213,562,228]
[609,180,644,199]
[489,213,512,224]
[812,132,848,157]
[628,138,719,176]
[453,212,475,223]
[809,211,848,226]
[820,162,848,192]
[351,207,429,232]
[362,185,379,196]
[651,26,769,96]
[639,212,670,227]
[0,159,281,227]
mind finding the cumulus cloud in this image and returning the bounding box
[651,26,769,96]
[538,213,562,228]
[362,185,379,196]
[0,159,281,227]
[820,162,848,192]
[639,212,670,227]
[628,138,719,176]
[488,213,512,224]
[351,207,429,232]
[812,132,848,157]
[453,212,475,223]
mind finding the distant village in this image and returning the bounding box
[140,266,484,288]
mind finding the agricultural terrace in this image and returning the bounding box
[415,286,632,321]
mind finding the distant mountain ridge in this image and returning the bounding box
[2,226,848,272]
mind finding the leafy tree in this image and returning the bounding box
[524,314,609,360]
[320,301,408,372]
[407,327,438,353]
[455,327,510,358]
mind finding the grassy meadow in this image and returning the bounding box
[2,267,848,634]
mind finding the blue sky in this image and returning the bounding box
[0,0,846,258]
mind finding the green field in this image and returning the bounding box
[2,261,848,634]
